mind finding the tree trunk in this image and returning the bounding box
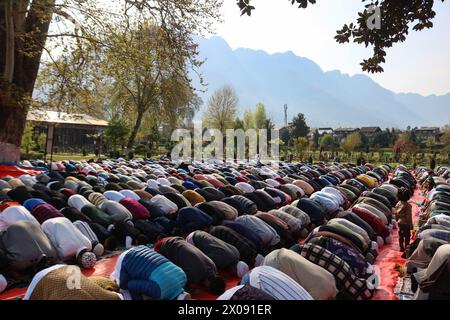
[0,0,55,163]
[127,110,144,149]
[0,83,27,162]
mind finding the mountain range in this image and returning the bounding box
[192,36,450,129]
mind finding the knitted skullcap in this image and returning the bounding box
[79,251,97,269]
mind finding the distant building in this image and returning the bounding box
[27,110,108,154]
[317,127,334,136]
[413,127,442,144]
[360,127,382,138]
[334,128,360,142]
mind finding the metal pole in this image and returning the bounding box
[43,124,49,161]
[46,124,55,166]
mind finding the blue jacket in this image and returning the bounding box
[120,246,187,300]
[182,181,199,190]
[296,198,326,225]
[222,220,264,252]
[176,207,213,233]
[23,198,46,212]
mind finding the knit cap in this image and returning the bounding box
[78,251,97,269]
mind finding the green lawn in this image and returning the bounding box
[22,149,449,168]
[50,154,98,161]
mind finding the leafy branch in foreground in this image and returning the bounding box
[236,0,445,73]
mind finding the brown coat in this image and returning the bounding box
[395,201,413,228]
[29,266,122,300]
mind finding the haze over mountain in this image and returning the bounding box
[192,36,450,129]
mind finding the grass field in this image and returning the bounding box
[49,154,98,161]
[22,148,449,168]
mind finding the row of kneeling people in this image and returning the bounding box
[0,159,407,300]
[402,166,450,300]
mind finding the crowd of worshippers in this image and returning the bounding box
[0,158,415,300]
[402,166,450,300]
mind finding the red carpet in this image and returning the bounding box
[372,186,425,300]
[0,255,119,300]
[0,164,46,179]
[0,254,241,300]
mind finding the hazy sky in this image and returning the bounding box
[213,0,450,96]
